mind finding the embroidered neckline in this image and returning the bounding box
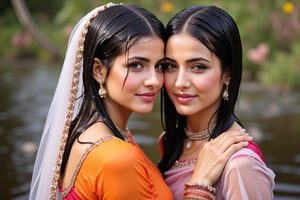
[171,158,198,169]
[60,135,116,197]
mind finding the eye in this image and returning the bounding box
[127,62,143,71]
[191,64,207,71]
[155,63,164,72]
[164,62,177,72]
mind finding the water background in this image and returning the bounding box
[0,60,299,199]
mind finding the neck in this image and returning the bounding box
[104,99,131,130]
[185,106,218,130]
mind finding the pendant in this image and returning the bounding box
[186,139,192,149]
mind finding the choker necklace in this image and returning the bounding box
[184,124,216,149]
[117,127,131,143]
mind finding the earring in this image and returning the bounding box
[98,80,107,98]
[223,84,229,101]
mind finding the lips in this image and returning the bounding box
[136,92,157,102]
[174,93,196,104]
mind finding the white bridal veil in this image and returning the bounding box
[29,3,117,199]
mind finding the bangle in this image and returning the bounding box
[184,190,215,200]
[184,182,216,200]
[185,182,216,194]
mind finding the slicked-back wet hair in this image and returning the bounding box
[61,4,165,175]
[158,5,243,173]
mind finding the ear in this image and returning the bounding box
[223,71,231,85]
[93,58,107,83]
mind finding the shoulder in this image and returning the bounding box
[223,147,275,183]
[76,138,148,181]
[226,148,265,171]
[86,139,144,167]
[219,148,275,198]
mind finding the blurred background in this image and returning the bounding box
[0,0,299,199]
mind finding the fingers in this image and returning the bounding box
[221,141,250,159]
[208,129,252,153]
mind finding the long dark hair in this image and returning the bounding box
[158,5,243,173]
[61,4,165,175]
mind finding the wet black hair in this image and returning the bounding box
[61,4,165,175]
[158,5,243,173]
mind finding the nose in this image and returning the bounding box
[144,68,163,88]
[174,67,190,88]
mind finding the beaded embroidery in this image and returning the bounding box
[171,158,198,169]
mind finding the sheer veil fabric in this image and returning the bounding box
[29,3,118,199]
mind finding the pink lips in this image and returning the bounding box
[174,93,196,104]
[136,92,156,102]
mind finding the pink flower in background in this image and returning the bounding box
[11,32,23,47]
[11,31,32,47]
[247,43,270,64]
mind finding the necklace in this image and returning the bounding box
[184,124,216,149]
[117,127,131,143]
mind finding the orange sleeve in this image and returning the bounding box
[75,139,172,200]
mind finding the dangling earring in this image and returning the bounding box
[98,80,107,98]
[223,84,229,101]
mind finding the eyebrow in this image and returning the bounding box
[128,56,150,62]
[186,57,211,64]
[165,57,211,64]
[128,56,166,64]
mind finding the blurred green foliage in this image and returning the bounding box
[1,0,299,90]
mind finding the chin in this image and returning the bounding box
[175,107,195,116]
[135,107,153,114]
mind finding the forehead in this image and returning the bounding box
[166,33,211,57]
[112,36,164,65]
[127,36,164,55]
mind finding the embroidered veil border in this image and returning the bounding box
[29,3,118,200]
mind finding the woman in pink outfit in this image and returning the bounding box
[158,5,275,200]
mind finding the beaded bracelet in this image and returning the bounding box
[185,182,216,194]
[184,189,215,200]
[184,182,216,200]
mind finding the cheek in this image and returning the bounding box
[106,70,126,92]
[157,74,165,90]
[157,73,164,88]
[164,73,175,90]
[123,76,140,91]
[197,74,224,95]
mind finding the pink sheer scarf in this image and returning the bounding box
[164,141,275,200]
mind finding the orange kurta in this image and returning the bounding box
[62,134,173,200]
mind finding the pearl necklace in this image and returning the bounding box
[117,127,131,143]
[184,124,216,149]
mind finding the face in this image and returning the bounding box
[164,33,229,119]
[103,36,164,116]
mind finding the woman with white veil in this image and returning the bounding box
[30,3,253,199]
